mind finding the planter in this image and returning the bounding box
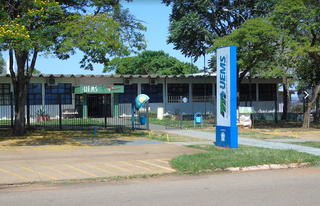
[37,116,50,122]
[171,115,181,121]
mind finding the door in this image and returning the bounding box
[87,94,111,118]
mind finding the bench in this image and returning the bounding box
[62,109,78,119]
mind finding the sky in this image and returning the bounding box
[27,0,205,75]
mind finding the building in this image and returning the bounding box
[0,73,282,122]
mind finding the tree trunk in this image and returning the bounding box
[302,105,311,129]
[281,83,288,120]
[10,50,30,136]
[314,95,319,122]
[302,85,320,128]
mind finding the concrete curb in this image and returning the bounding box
[222,163,309,172]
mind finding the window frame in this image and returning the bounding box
[239,84,257,102]
[141,84,163,103]
[192,83,213,102]
[114,83,138,103]
[0,83,11,105]
[45,83,72,105]
[258,84,277,101]
[168,83,189,102]
[26,83,42,105]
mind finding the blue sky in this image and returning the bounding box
[33,0,205,75]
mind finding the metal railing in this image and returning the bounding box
[0,94,147,130]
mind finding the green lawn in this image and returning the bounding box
[171,145,320,174]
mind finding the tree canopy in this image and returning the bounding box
[0,0,147,135]
[271,0,320,127]
[103,50,200,75]
[163,0,277,62]
[208,0,320,128]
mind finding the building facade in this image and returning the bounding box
[0,73,282,120]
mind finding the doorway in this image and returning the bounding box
[75,94,111,118]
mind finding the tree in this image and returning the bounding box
[271,0,320,128]
[0,53,5,74]
[209,17,281,106]
[163,0,277,62]
[163,0,278,110]
[103,50,200,75]
[0,0,146,136]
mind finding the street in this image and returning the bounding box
[1,167,320,206]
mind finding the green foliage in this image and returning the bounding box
[35,106,48,117]
[0,0,147,135]
[163,0,277,63]
[270,0,320,128]
[210,17,281,79]
[104,50,200,75]
[172,106,181,115]
[0,0,147,71]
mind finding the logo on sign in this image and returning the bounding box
[83,86,98,93]
[219,55,227,118]
[221,132,225,141]
[220,91,226,117]
[103,86,120,92]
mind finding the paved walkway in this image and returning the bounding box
[1,124,319,186]
[149,124,320,156]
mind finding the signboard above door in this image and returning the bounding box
[73,85,124,94]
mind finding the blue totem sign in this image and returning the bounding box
[216,46,238,148]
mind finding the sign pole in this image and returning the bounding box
[215,46,238,148]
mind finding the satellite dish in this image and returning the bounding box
[298,87,312,102]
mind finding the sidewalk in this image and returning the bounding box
[149,124,320,156]
[1,124,319,186]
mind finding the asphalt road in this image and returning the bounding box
[1,167,320,206]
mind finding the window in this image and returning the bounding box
[115,84,137,103]
[27,84,42,105]
[240,84,256,101]
[168,83,189,102]
[141,84,163,103]
[258,84,276,101]
[45,84,72,104]
[0,84,11,105]
[192,83,213,102]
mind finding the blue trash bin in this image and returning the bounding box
[139,113,147,125]
[194,112,203,128]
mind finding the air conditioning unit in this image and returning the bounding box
[150,78,158,85]
[47,77,58,86]
[123,78,132,85]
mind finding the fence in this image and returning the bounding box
[164,97,306,129]
[0,94,147,130]
[0,93,308,130]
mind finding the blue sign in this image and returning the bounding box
[182,97,188,103]
[216,46,238,148]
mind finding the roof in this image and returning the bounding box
[0,73,216,78]
[0,72,281,80]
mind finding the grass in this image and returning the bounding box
[148,117,215,129]
[201,129,295,140]
[170,145,320,174]
[238,131,295,140]
[288,141,320,148]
